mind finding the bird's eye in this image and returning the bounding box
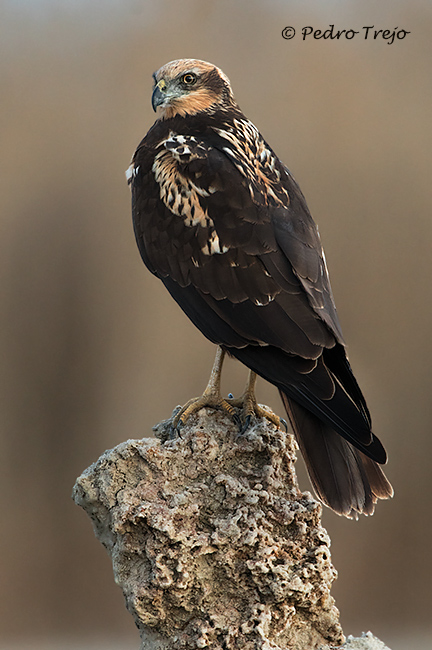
[182,73,197,85]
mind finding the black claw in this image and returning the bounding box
[280,418,288,432]
[232,412,242,430]
[240,414,252,435]
[169,427,183,441]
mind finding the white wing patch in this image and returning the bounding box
[125,163,139,184]
[254,295,275,306]
[202,230,229,256]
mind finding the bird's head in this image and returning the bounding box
[151,59,236,119]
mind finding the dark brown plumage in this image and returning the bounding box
[127,59,393,518]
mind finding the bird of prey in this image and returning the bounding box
[127,58,393,518]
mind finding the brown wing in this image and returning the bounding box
[131,129,339,355]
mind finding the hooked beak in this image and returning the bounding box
[151,79,167,112]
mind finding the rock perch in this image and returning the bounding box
[73,407,389,650]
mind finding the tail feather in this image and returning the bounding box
[230,345,386,461]
[280,391,393,518]
[323,344,371,427]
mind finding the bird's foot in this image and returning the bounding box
[227,391,287,434]
[171,392,238,431]
[166,347,239,434]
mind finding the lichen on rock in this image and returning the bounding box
[73,407,345,649]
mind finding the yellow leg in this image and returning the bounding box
[172,346,237,429]
[227,370,287,432]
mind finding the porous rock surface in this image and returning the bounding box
[73,407,346,649]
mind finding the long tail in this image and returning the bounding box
[280,391,394,518]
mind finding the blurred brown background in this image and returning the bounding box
[1,1,431,648]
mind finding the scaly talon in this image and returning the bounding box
[227,371,286,432]
[170,347,237,430]
[172,392,236,430]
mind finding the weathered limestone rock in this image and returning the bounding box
[73,407,348,649]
